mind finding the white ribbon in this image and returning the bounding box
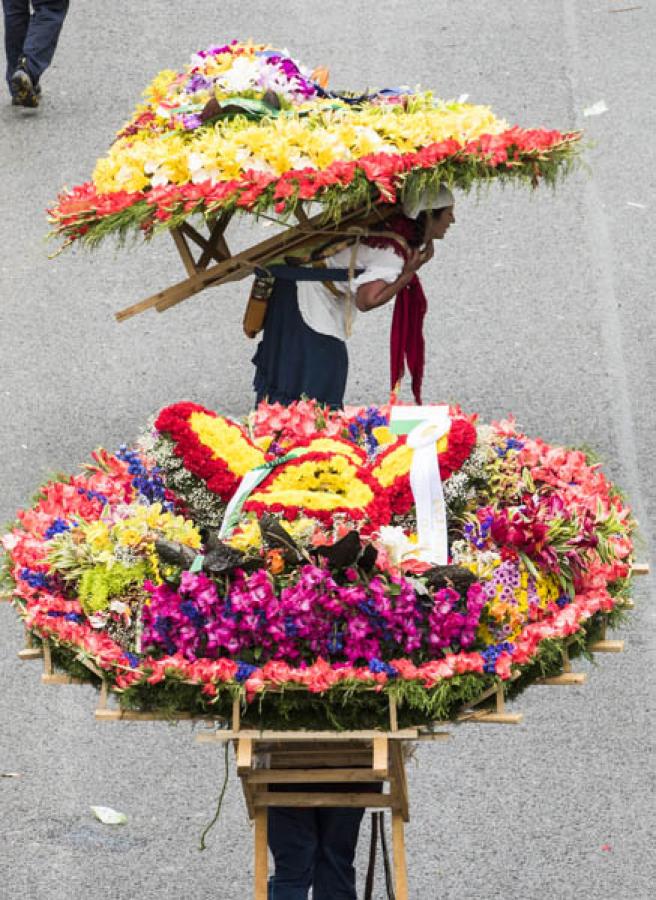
[406,411,451,565]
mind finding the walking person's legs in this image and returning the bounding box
[313,807,365,900]
[2,0,30,91]
[21,0,68,83]
[267,806,318,900]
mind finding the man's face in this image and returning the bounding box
[428,206,455,240]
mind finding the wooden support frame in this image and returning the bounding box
[226,697,413,900]
[114,202,398,323]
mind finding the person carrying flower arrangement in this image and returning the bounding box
[252,184,456,410]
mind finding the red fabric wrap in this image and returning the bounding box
[363,215,427,404]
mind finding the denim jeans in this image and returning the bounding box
[268,806,364,900]
[3,0,69,88]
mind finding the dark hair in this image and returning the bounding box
[409,212,427,247]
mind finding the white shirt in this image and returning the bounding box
[296,244,403,341]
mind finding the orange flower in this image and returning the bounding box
[266,548,285,575]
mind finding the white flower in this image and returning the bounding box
[216,56,260,94]
[376,526,418,566]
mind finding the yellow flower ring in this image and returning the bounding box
[154,401,265,502]
[243,450,390,530]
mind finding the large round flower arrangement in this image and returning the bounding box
[2,400,634,729]
[48,40,582,250]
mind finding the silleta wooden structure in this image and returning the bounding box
[5,562,647,900]
[114,202,399,323]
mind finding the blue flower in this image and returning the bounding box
[44,518,72,540]
[19,568,53,590]
[64,612,84,623]
[122,652,140,668]
[481,641,515,674]
[368,658,397,677]
[235,661,258,683]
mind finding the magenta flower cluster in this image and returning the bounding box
[141,566,486,666]
[427,585,486,651]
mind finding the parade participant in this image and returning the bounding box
[2,0,69,107]
[252,184,455,409]
[260,187,454,900]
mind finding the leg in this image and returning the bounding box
[313,807,365,900]
[21,0,69,83]
[2,0,30,90]
[267,806,318,900]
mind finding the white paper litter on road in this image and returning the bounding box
[583,100,608,117]
[90,806,128,825]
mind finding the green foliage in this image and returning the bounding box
[78,561,148,614]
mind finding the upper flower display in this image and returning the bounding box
[48,40,582,250]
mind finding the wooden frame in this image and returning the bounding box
[114,202,398,323]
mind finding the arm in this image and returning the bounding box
[355,244,434,312]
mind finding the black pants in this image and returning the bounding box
[3,0,69,89]
[268,806,364,900]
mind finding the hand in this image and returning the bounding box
[402,242,434,276]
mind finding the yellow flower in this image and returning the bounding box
[372,426,395,447]
[84,522,111,553]
[117,527,143,548]
[189,412,265,476]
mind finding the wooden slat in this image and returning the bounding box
[268,750,373,768]
[246,768,386,784]
[392,812,409,900]
[236,738,253,774]
[196,728,419,743]
[458,710,523,725]
[42,640,53,676]
[389,741,409,822]
[18,647,44,661]
[589,640,624,653]
[372,735,388,776]
[631,562,649,576]
[254,791,393,809]
[96,708,218,722]
[537,672,587,685]
[170,227,198,278]
[253,809,268,900]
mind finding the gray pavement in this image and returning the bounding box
[1,2,654,898]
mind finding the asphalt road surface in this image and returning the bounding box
[1,3,654,898]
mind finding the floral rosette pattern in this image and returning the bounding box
[1,400,635,729]
[47,40,582,250]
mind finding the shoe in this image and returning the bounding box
[10,58,39,108]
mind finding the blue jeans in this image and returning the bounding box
[268,806,364,900]
[3,0,69,89]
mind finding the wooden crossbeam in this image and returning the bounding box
[537,672,587,685]
[253,789,393,809]
[196,727,419,743]
[631,562,650,576]
[589,640,624,653]
[18,647,44,660]
[115,203,395,322]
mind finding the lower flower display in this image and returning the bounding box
[1,400,635,729]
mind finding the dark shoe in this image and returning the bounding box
[10,59,39,108]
